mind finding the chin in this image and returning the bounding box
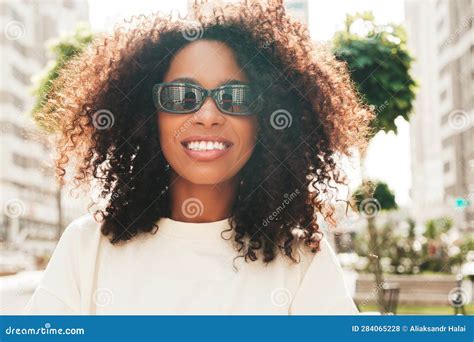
[182,170,231,185]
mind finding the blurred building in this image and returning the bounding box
[405,0,473,231]
[0,0,89,265]
[282,0,308,26]
[187,0,308,25]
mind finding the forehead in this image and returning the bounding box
[163,40,248,87]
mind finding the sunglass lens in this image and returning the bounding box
[215,86,257,114]
[159,85,202,112]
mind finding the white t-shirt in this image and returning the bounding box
[22,214,358,315]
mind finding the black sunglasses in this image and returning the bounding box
[152,82,261,115]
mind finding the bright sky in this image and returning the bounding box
[88,0,410,206]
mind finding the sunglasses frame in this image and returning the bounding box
[152,82,259,116]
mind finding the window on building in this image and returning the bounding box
[443,161,450,173]
[0,90,24,110]
[12,40,29,58]
[440,89,447,102]
[12,152,41,170]
[11,64,30,84]
[436,18,444,32]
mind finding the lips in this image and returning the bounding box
[180,135,234,162]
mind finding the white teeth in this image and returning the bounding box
[185,141,229,151]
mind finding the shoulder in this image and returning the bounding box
[295,236,340,278]
[47,213,104,264]
[23,214,104,315]
[65,213,102,233]
[289,236,359,314]
[53,213,105,260]
[61,213,103,243]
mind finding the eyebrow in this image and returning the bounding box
[169,77,248,87]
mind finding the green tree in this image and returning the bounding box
[424,217,452,239]
[421,217,454,273]
[334,12,417,313]
[333,11,416,134]
[352,181,397,212]
[352,180,398,312]
[30,23,94,132]
[29,23,94,237]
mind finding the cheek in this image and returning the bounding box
[157,114,179,144]
[232,116,259,154]
[156,114,182,159]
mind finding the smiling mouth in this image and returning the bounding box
[180,137,234,161]
[182,140,232,151]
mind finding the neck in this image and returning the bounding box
[168,170,239,223]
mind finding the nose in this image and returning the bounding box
[193,97,226,128]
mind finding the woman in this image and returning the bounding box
[24,0,373,315]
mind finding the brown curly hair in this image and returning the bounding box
[35,0,374,264]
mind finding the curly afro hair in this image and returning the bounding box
[34,0,374,264]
